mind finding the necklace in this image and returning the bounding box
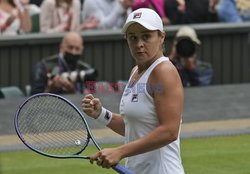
[128,69,146,88]
[132,69,145,82]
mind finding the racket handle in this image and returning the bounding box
[113,164,134,174]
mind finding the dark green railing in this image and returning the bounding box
[0,22,250,91]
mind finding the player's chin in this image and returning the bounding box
[133,54,146,62]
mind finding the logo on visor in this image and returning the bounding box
[133,12,142,19]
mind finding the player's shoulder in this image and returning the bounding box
[152,58,177,76]
[149,57,180,84]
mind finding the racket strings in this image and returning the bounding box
[17,95,89,156]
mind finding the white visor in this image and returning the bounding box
[122,8,164,33]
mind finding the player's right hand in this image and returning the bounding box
[81,94,102,119]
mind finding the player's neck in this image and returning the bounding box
[137,55,162,73]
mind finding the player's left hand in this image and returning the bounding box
[90,148,123,169]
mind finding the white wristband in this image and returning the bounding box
[96,107,112,126]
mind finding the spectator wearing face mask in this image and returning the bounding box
[30,32,98,95]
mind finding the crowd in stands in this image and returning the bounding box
[1,0,250,35]
[0,0,249,96]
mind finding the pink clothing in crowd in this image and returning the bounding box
[132,0,166,17]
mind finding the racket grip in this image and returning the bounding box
[113,164,134,174]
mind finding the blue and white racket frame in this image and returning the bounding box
[14,93,134,174]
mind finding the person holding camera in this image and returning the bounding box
[169,26,213,87]
[30,32,98,95]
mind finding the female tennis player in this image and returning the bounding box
[82,8,185,174]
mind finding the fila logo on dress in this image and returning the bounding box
[131,94,138,102]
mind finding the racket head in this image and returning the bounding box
[14,93,98,159]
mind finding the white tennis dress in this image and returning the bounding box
[120,57,185,174]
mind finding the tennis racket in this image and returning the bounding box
[14,93,133,174]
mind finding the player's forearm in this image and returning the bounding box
[107,113,125,136]
[118,125,179,158]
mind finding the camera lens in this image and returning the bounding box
[176,38,196,58]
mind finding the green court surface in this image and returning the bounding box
[1,134,250,174]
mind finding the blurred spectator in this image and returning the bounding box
[19,0,40,33]
[132,0,170,25]
[30,32,98,95]
[40,0,80,33]
[169,26,214,87]
[163,0,184,24]
[217,0,250,22]
[80,0,133,30]
[0,90,3,98]
[0,0,31,35]
[21,0,40,16]
[30,0,42,6]
[164,0,219,24]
